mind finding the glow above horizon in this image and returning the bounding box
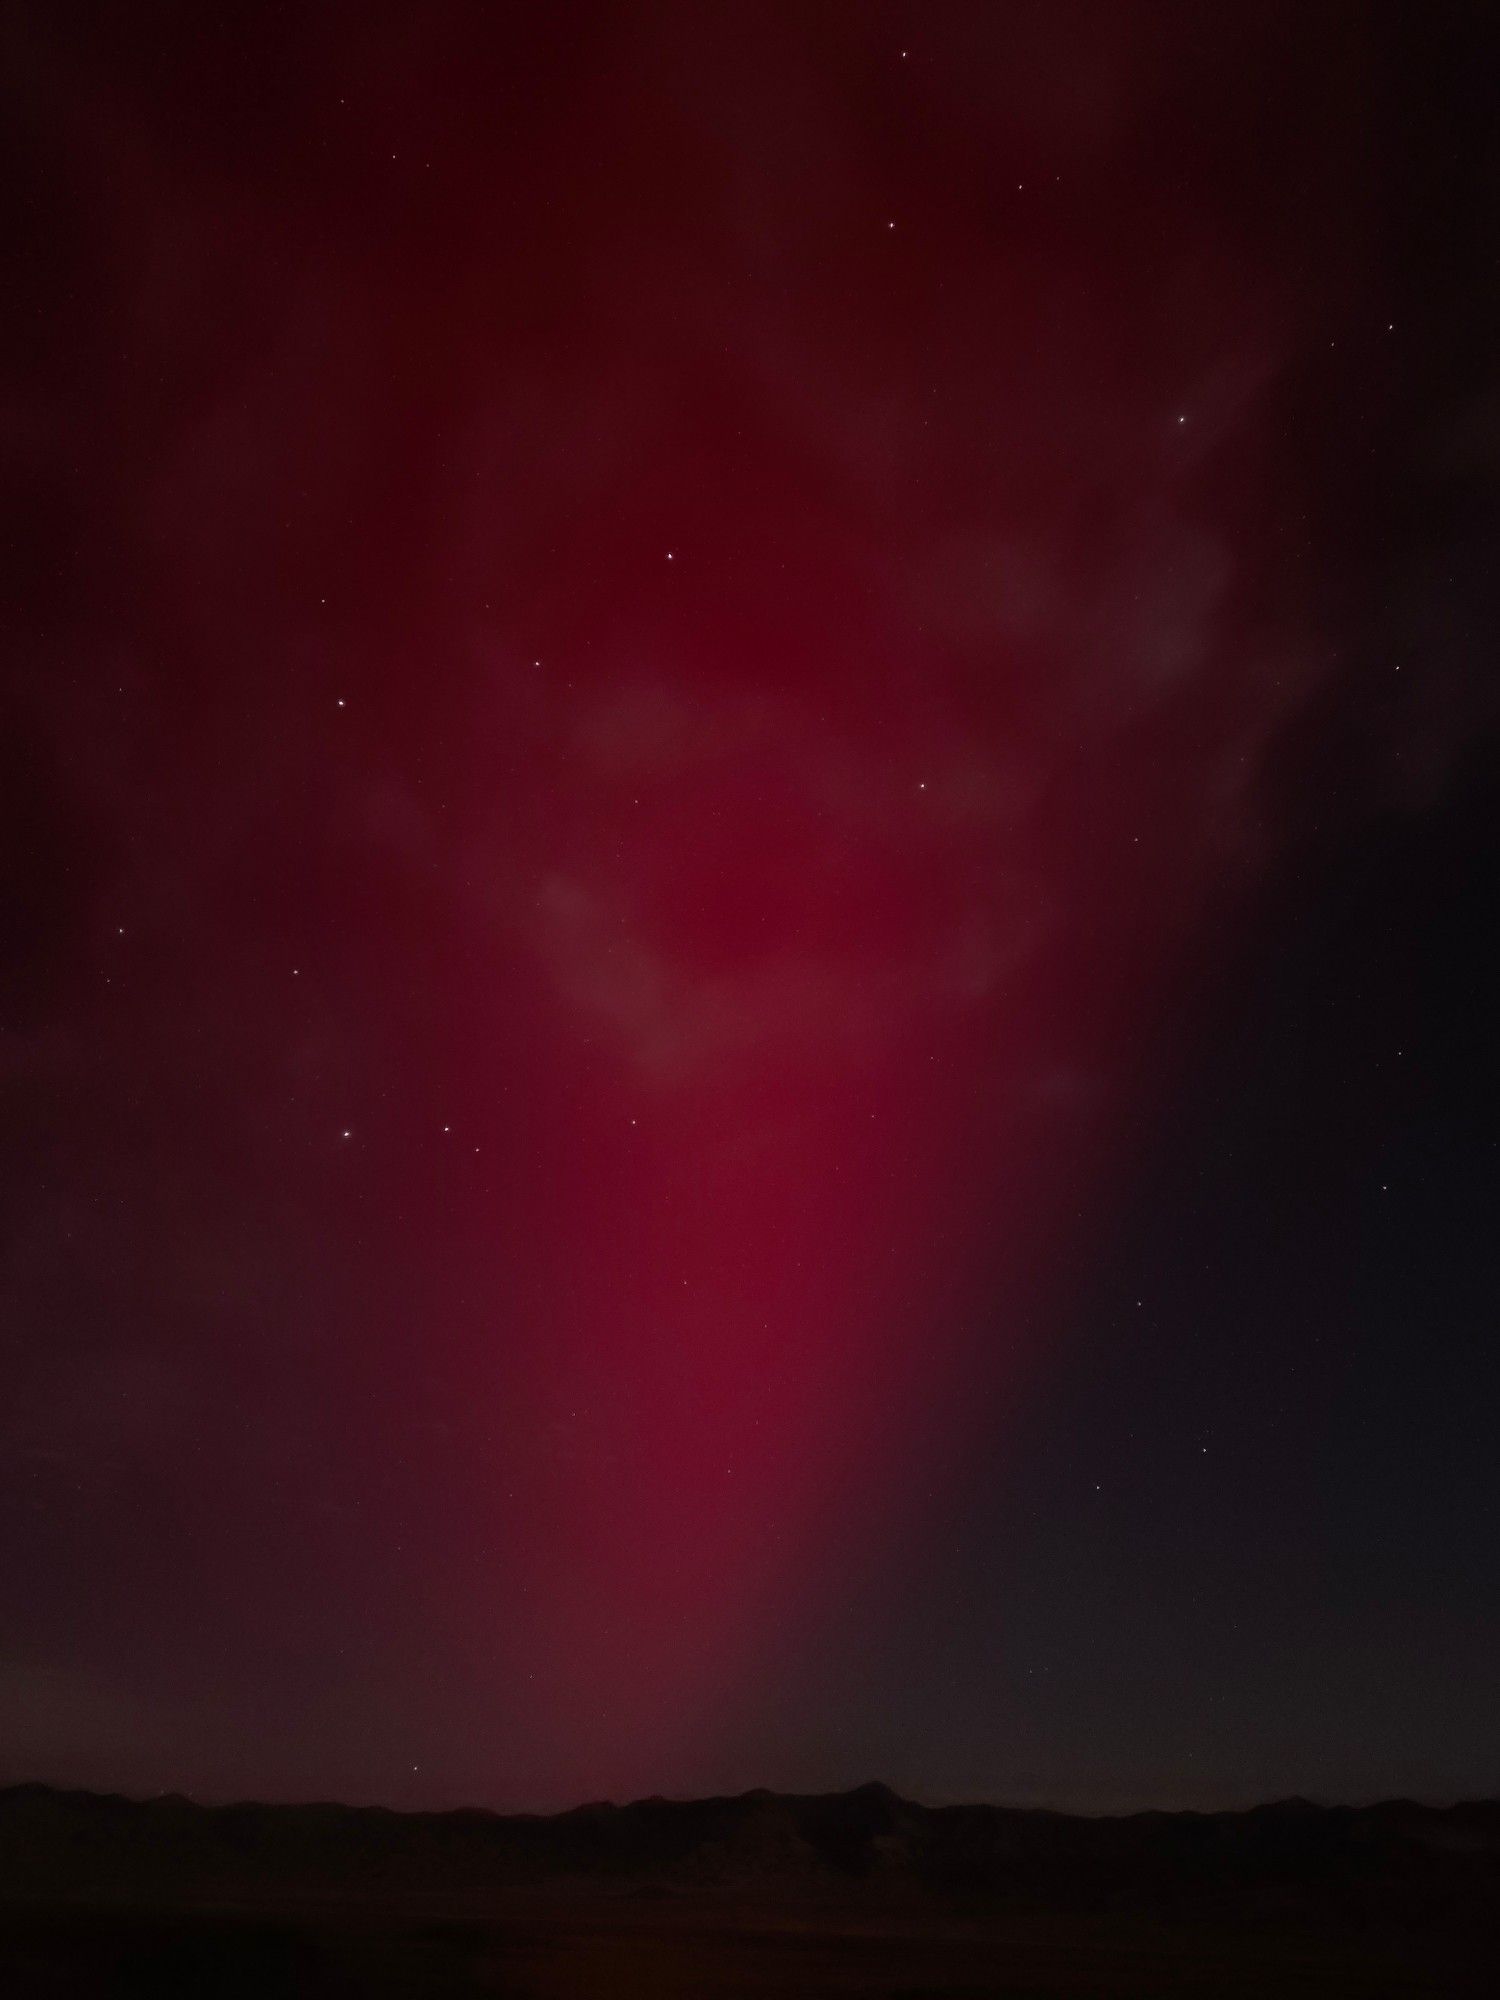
[6,1,1447,1814]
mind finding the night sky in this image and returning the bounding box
[4,3,1498,1816]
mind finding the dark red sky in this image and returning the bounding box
[4,1,1498,1813]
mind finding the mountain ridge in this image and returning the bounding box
[4,1777,1498,1910]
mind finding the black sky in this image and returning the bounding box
[2,2,1498,1812]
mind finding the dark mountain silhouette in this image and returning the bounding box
[2,1781,1497,1993]
[4,1778,1499,1904]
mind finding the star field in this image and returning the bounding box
[1,1,1498,1815]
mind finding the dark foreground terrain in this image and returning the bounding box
[1,1781,1495,1995]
